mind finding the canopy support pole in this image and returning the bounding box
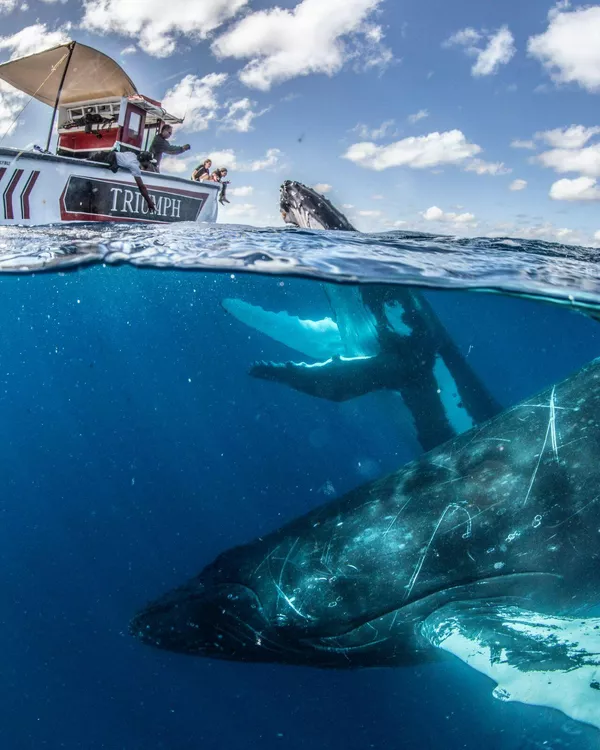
[45,41,76,153]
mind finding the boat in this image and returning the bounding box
[0,41,220,226]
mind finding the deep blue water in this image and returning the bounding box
[1,225,600,748]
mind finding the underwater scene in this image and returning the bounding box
[2,218,600,749]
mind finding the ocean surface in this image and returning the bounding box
[1,221,600,750]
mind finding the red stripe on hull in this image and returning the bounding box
[20,170,40,220]
[3,169,23,220]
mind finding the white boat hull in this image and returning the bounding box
[0,148,220,226]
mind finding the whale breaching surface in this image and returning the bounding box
[131,347,600,732]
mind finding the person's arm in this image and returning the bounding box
[163,143,191,155]
[134,176,156,212]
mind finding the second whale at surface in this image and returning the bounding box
[223,181,500,452]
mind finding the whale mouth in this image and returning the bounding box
[279,180,354,231]
[130,582,273,658]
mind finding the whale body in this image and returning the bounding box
[132,358,600,731]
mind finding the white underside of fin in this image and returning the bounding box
[222,298,344,359]
[432,354,475,434]
[431,607,600,731]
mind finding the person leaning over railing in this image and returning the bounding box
[191,158,212,181]
[106,150,156,212]
[208,167,231,204]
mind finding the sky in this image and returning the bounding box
[1,0,600,245]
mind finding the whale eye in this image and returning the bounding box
[456,444,510,477]
[402,463,448,496]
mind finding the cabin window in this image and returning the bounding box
[127,111,142,137]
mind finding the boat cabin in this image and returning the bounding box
[57,93,182,159]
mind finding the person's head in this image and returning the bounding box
[218,167,228,179]
[203,159,212,169]
[160,124,173,139]
[138,151,153,167]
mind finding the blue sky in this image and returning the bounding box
[1,0,600,244]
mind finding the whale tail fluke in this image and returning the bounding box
[423,599,600,731]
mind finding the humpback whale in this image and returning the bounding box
[131,358,600,731]
[223,181,500,451]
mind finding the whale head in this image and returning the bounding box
[280,180,355,231]
[129,555,287,662]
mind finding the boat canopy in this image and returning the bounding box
[126,95,183,126]
[0,41,139,106]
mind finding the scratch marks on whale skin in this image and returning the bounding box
[404,503,474,603]
[259,538,315,623]
[521,386,580,508]
[549,495,600,531]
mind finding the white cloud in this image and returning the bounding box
[595,230,600,241]
[463,158,511,175]
[121,45,137,55]
[219,202,258,219]
[508,223,577,243]
[82,0,248,57]
[445,28,482,47]
[161,75,268,135]
[408,109,429,124]
[229,185,253,196]
[342,203,354,209]
[445,25,515,77]
[352,119,396,140]
[244,148,282,171]
[371,194,384,199]
[511,139,536,150]
[0,23,70,59]
[0,80,26,137]
[211,0,391,90]
[535,124,600,149]
[313,183,332,193]
[207,149,239,170]
[422,205,476,224]
[473,27,516,77]
[358,209,382,217]
[343,129,504,176]
[160,155,192,175]
[528,5,600,92]
[549,176,600,201]
[204,147,283,172]
[0,0,19,13]
[162,73,228,132]
[509,179,527,191]
[220,97,268,132]
[536,144,600,177]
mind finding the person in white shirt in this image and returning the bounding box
[107,150,156,212]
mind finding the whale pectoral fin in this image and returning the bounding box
[422,600,600,731]
[222,298,344,359]
[250,356,385,402]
